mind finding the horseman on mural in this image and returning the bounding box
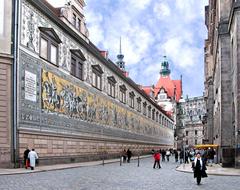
[41,70,163,138]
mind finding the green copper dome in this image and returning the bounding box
[160,56,171,76]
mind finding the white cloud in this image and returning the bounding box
[128,0,152,10]
[46,0,208,97]
[153,2,171,19]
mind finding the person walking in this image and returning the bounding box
[28,149,38,170]
[23,148,30,169]
[153,151,161,169]
[174,150,179,163]
[166,149,171,162]
[126,149,132,163]
[192,153,208,185]
[161,149,166,162]
[122,149,127,163]
[179,149,184,164]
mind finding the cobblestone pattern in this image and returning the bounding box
[0,157,240,190]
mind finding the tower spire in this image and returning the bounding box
[116,37,125,71]
[160,55,171,76]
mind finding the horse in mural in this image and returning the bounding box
[42,77,61,111]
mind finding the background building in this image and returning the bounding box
[204,0,240,168]
[176,96,206,149]
[142,56,182,118]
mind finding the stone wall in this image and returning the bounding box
[18,130,164,165]
[0,56,12,168]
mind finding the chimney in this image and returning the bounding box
[100,50,108,59]
[122,71,129,77]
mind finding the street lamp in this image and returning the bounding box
[183,136,186,168]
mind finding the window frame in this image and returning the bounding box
[137,97,142,112]
[70,49,86,81]
[129,91,135,108]
[143,102,147,116]
[107,76,117,98]
[39,27,61,66]
[92,65,103,91]
[119,85,127,104]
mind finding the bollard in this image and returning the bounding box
[120,156,122,166]
[102,153,105,166]
[137,155,140,167]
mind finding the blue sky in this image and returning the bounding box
[48,0,208,98]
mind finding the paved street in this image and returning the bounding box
[0,157,239,190]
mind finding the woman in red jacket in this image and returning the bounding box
[153,151,161,169]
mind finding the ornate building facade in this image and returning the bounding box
[176,96,206,149]
[204,0,240,168]
[0,0,175,167]
[142,56,182,117]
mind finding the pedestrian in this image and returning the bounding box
[161,149,166,162]
[185,150,189,164]
[166,149,171,162]
[174,150,179,163]
[192,152,208,185]
[179,149,184,164]
[28,149,38,170]
[23,148,30,169]
[127,149,132,163]
[207,148,215,166]
[122,149,127,163]
[153,151,161,169]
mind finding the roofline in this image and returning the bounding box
[26,0,173,120]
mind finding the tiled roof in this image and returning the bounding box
[154,76,182,102]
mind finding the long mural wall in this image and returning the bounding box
[18,51,173,145]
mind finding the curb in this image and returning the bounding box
[0,155,151,176]
[175,167,240,176]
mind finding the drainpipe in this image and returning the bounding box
[12,0,19,168]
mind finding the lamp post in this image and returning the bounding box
[183,136,186,168]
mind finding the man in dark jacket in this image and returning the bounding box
[127,149,132,163]
[24,148,30,169]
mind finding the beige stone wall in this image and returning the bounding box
[0,56,12,168]
[18,131,167,165]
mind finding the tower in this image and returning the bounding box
[160,56,171,77]
[116,37,125,71]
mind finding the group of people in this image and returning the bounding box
[23,148,39,170]
[121,149,132,163]
[152,148,209,185]
[175,148,216,166]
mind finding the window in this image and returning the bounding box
[156,112,159,122]
[39,27,62,65]
[119,85,127,103]
[143,102,147,115]
[129,92,135,108]
[77,18,81,31]
[195,130,198,136]
[186,140,188,145]
[137,97,142,112]
[107,76,116,98]
[186,131,188,136]
[152,109,155,120]
[73,13,76,27]
[148,106,151,118]
[195,139,198,145]
[92,65,103,90]
[70,49,86,80]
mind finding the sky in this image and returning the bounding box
[47,0,208,98]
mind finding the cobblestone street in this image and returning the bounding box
[0,157,239,190]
